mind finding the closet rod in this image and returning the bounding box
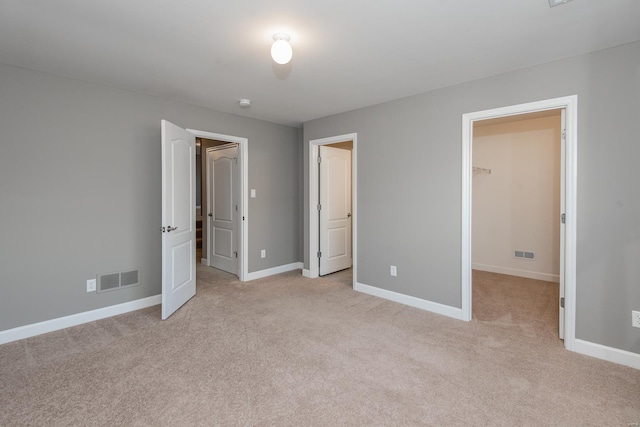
[472,166,491,175]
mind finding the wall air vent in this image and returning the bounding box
[120,270,139,287]
[514,251,535,260]
[98,273,120,291]
[97,268,140,293]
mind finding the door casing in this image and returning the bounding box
[461,95,578,351]
[306,133,357,284]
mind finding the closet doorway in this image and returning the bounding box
[206,143,239,276]
[472,110,562,338]
[306,133,358,287]
[191,129,248,281]
[318,142,352,276]
[461,96,578,350]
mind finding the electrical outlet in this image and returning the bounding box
[261,249,266,258]
[390,265,397,277]
[632,311,640,328]
[86,279,96,293]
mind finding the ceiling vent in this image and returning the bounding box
[548,0,573,7]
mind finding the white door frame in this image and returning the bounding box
[188,129,248,282]
[461,95,578,351]
[307,133,357,284]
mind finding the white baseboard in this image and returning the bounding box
[473,263,559,283]
[245,262,304,281]
[572,338,640,370]
[302,269,311,278]
[354,282,463,320]
[0,295,161,345]
[200,258,208,265]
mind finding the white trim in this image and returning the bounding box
[308,133,358,287]
[573,339,640,370]
[472,263,560,283]
[187,129,249,282]
[355,282,463,320]
[461,95,578,352]
[245,262,304,281]
[302,269,312,278]
[0,295,161,345]
[559,108,567,340]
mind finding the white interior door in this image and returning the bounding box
[161,120,196,320]
[319,146,352,276]
[559,109,566,339]
[207,145,238,275]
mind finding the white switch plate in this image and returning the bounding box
[632,310,640,328]
[390,265,397,277]
[86,279,96,292]
[261,249,266,258]
[251,189,256,198]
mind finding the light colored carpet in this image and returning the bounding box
[473,269,560,339]
[1,266,639,426]
[321,267,352,287]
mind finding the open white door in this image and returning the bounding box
[319,146,352,276]
[559,109,566,339]
[207,145,239,275]
[161,120,196,320]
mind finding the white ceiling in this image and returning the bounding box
[1,1,639,127]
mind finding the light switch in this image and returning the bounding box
[251,189,256,198]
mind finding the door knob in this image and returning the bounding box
[347,213,352,218]
[167,226,178,232]
[208,213,213,217]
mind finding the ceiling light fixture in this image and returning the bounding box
[548,0,573,7]
[238,98,251,108]
[271,33,292,65]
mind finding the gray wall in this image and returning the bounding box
[0,63,300,331]
[303,41,640,354]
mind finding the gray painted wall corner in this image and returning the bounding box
[303,41,640,354]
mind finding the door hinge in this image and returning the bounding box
[242,216,245,221]
[560,297,565,308]
[562,129,566,140]
[317,204,322,211]
[317,156,321,164]
[561,213,566,224]
[317,251,321,258]
[234,251,238,258]
[235,204,238,212]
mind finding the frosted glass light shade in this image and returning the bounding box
[271,34,292,65]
